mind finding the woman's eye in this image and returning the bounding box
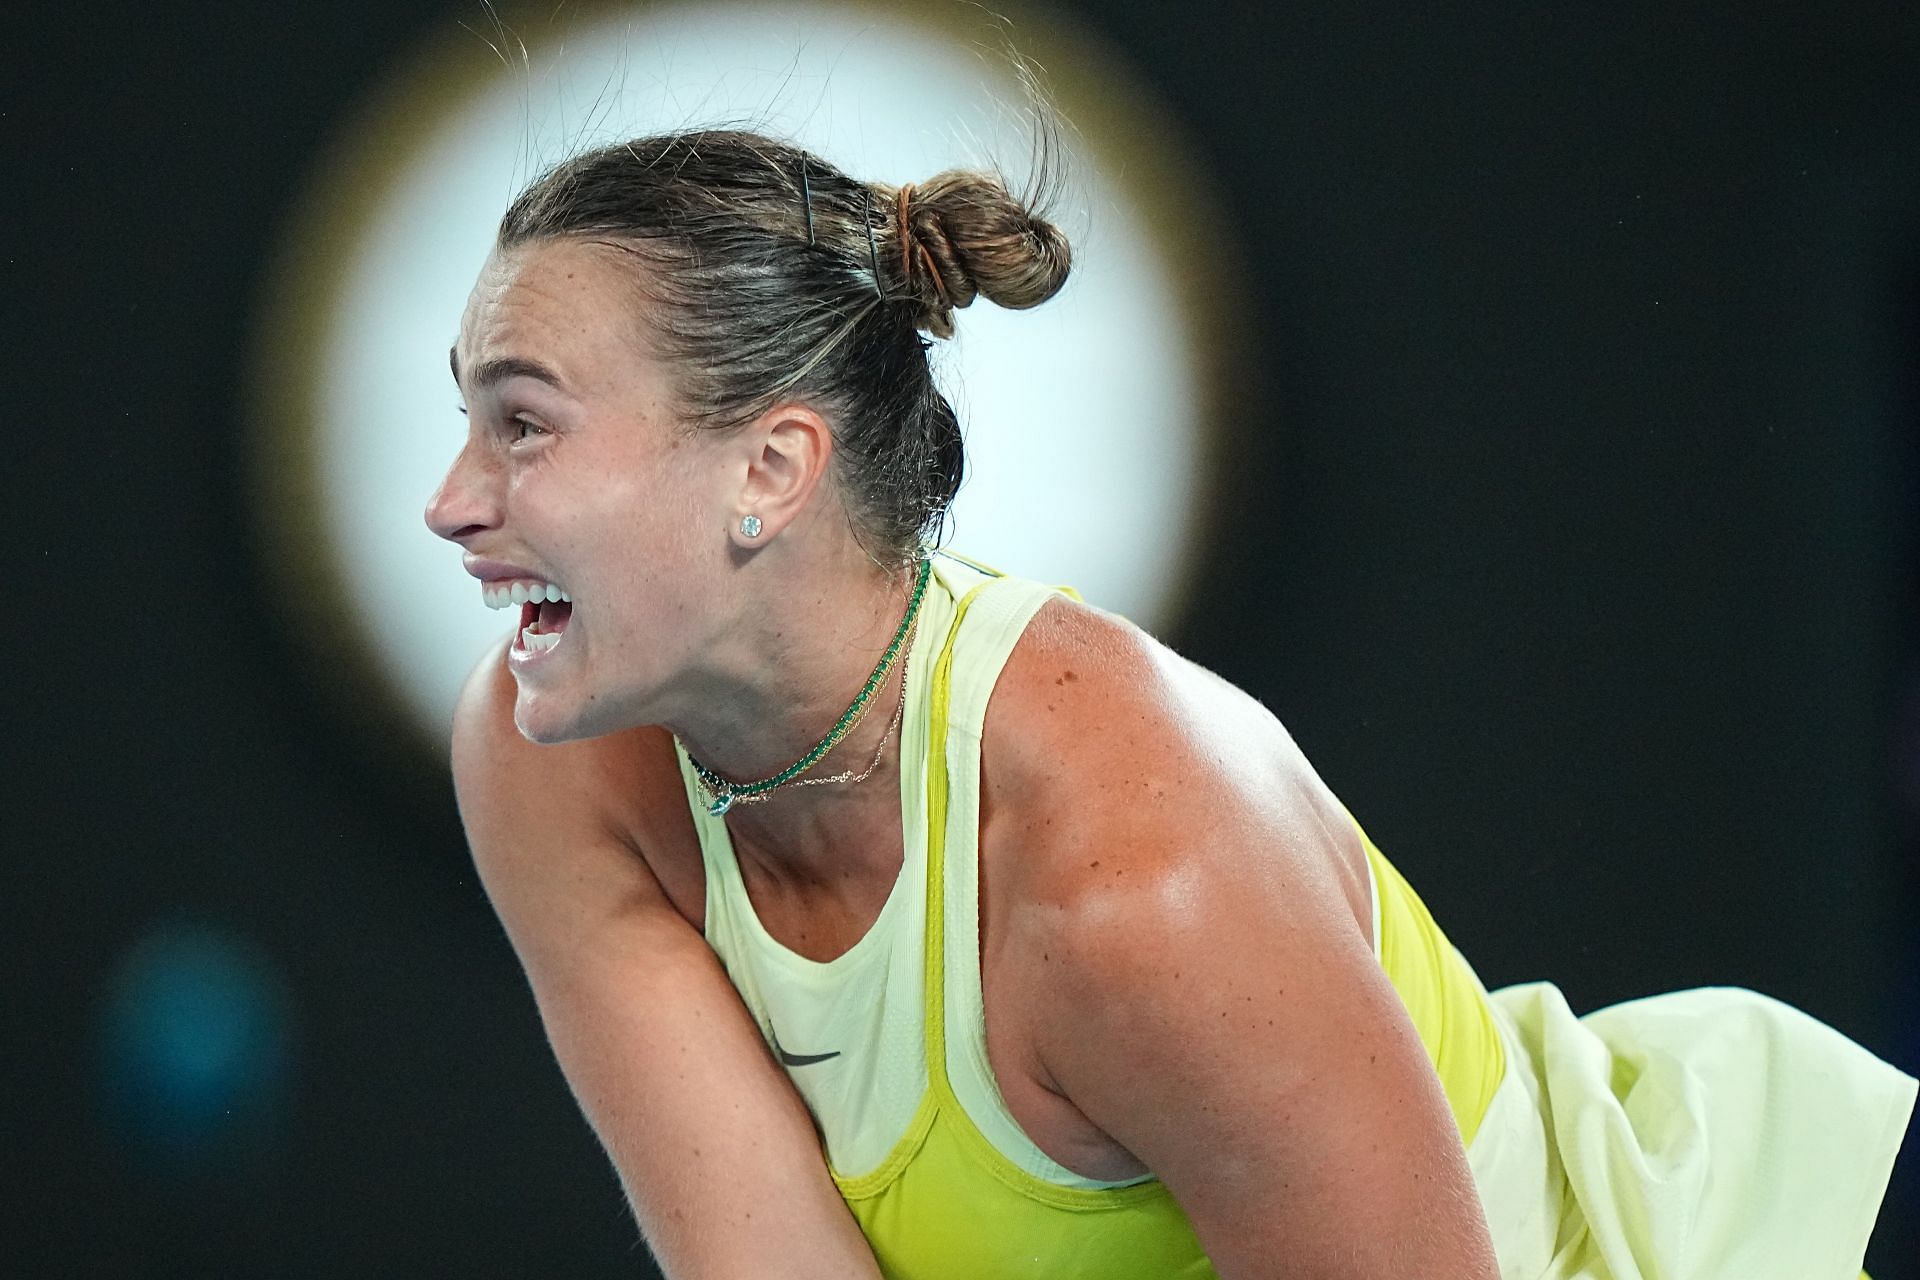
[510,419,548,442]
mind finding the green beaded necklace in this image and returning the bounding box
[684,557,930,817]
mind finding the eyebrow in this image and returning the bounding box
[448,346,571,394]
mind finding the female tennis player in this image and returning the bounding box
[426,130,1914,1279]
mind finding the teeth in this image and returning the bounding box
[522,628,563,653]
[482,579,571,609]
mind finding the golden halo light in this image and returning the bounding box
[248,0,1249,770]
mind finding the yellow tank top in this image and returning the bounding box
[677,555,1505,1279]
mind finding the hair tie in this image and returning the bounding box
[895,184,916,282]
[916,241,951,310]
[895,184,952,316]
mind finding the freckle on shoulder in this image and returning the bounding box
[1003,595,1152,698]
[985,598,1165,775]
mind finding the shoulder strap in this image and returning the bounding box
[920,576,995,1082]
[918,568,1152,1190]
[920,569,1060,1084]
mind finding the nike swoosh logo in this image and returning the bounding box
[769,1024,841,1068]
[778,1047,842,1067]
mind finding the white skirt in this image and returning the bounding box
[1464,982,1916,1280]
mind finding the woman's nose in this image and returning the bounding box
[424,444,501,544]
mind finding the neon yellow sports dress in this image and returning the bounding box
[675,555,1913,1280]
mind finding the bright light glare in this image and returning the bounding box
[298,2,1208,744]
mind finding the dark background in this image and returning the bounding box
[13,0,1919,1274]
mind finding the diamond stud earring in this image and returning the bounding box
[740,514,763,539]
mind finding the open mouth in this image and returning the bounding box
[483,579,573,655]
[518,595,573,652]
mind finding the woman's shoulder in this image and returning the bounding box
[450,642,705,926]
[984,589,1312,830]
[979,588,1371,949]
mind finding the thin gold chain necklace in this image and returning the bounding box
[683,558,928,816]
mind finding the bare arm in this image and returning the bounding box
[452,649,881,1279]
[996,610,1499,1279]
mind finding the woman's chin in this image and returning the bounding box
[511,689,589,745]
[511,683,637,745]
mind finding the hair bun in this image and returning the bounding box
[892,171,1071,338]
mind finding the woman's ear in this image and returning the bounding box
[728,400,834,549]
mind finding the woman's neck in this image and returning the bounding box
[664,540,924,886]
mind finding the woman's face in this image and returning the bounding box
[427,238,733,743]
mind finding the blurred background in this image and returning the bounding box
[13,0,1919,1274]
